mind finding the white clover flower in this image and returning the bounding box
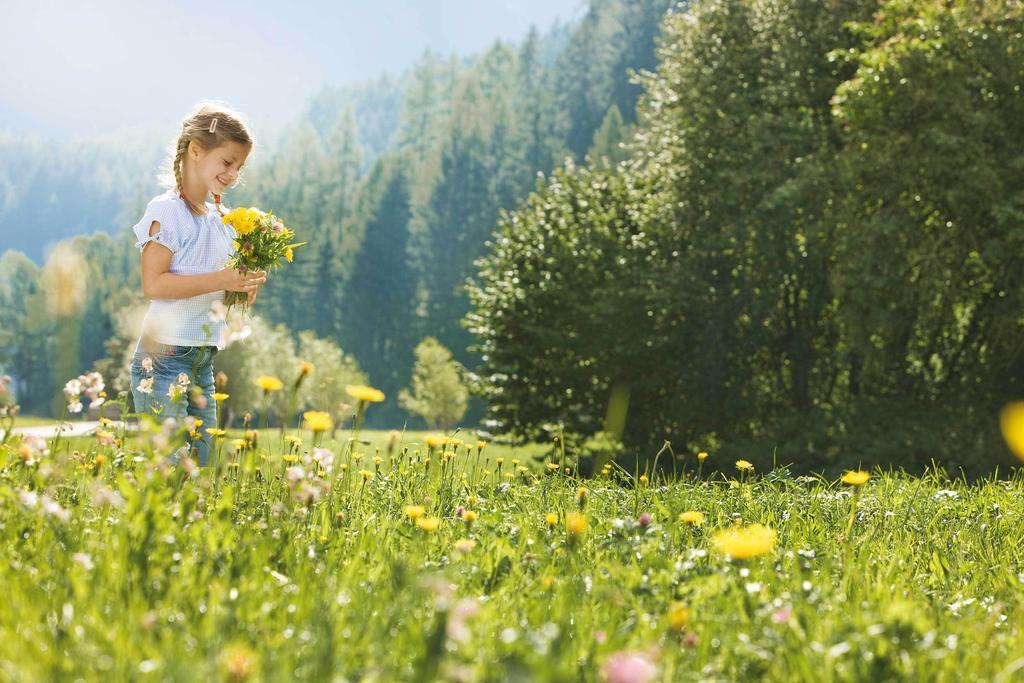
[72,552,94,570]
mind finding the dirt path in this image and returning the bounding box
[1,421,137,440]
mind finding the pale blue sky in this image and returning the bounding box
[0,0,585,142]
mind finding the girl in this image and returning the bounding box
[129,101,266,467]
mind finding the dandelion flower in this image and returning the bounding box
[545,513,559,527]
[566,512,587,537]
[841,470,870,486]
[735,460,754,472]
[345,384,385,403]
[711,523,776,560]
[302,410,333,433]
[999,402,1024,461]
[213,392,230,401]
[424,434,446,449]
[416,517,440,532]
[404,505,426,520]
[697,451,709,462]
[255,376,283,392]
[668,602,690,631]
[678,511,706,525]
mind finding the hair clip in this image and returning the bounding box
[209,117,219,134]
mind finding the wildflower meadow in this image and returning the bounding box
[0,384,1021,682]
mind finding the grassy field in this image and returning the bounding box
[0,416,1022,682]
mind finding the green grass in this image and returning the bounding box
[5,414,61,428]
[0,419,1022,681]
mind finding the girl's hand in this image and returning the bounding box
[247,284,261,306]
[220,267,267,293]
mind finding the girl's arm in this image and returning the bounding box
[139,220,265,300]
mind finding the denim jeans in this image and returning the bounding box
[129,337,219,467]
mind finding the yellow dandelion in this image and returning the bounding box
[284,247,293,262]
[698,451,709,462]
[360,469,373,482]
[404,505,426,520]
[542,575,557,589]
[345,384,385,403]
[735,459,754,472]
[416,517,440,532]
[841,470,871,486]
[711,523,777,560]
[463,510,478,523]
[255,376,283,392]
[545,513,558,527]
[213,392,230,401]
[302,410,333,433]
[678,511,706,525]
[545,462,559,472]
[668,602,690,631]
[999,402,1024,461]
[566,512,587,537]
[424,434,446,449]
[218,642,257,681]
[205,427,227,437]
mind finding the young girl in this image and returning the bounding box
[129,101,266,467]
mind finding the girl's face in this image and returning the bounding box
[188,140,251,195]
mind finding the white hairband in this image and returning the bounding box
[209,117,219,134]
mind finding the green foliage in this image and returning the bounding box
[399,337,470,430]
[468,0,1024,474]
[213,316,366,427]
[0,431,1021,680]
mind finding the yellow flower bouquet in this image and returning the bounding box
[221,207,306,309]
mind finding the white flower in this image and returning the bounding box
[72,552,94,570]
[141,356,154,373]
[18,489,39,508]
[176,373,190,386]
[40,495,70,522]
[67,401,83,414]
[285,466,306,484]
[63,379,82,400]
[209,300,228,323]
[136,377,154,395]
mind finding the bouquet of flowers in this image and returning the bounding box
[221,207,306,310]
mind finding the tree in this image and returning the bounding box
[338,157,417,425]
[399,337,469,430]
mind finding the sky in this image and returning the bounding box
[0,0,586,143]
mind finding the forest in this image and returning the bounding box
[2,0,1022,476]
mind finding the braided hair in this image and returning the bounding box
[160,101,254,217]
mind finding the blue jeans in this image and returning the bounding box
[129,337,219,467]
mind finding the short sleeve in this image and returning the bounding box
[132,197,183,254]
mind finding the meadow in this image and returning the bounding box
[1,402,1022,682]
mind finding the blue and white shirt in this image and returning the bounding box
[131,189,237,349]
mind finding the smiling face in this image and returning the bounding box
[188,139,251,196]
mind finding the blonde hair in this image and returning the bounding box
[159,101,254,217]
